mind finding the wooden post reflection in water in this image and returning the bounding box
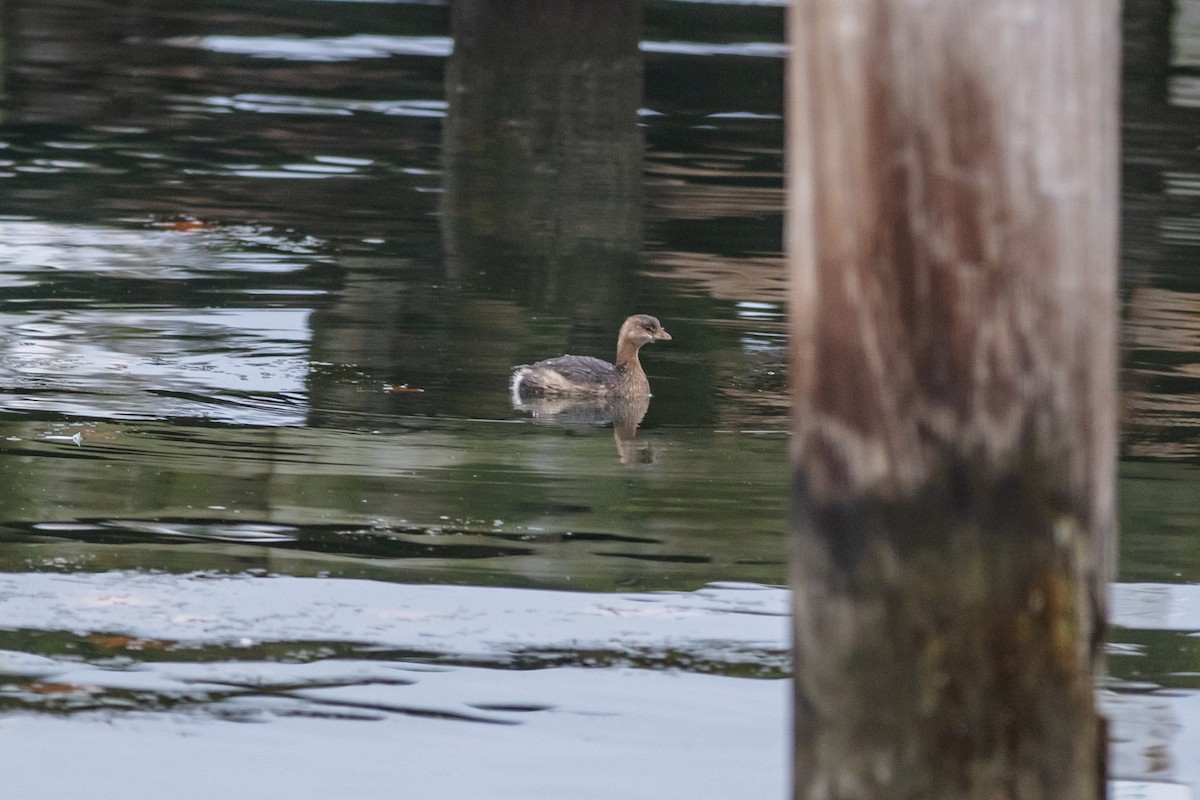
[442,0,642,320]
[787,2,1118,798]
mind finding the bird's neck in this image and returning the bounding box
[615,339,643,369]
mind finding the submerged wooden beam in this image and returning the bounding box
[787,2,1118,798]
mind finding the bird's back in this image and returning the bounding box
[511,355,617,398]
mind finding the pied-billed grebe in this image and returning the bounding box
[511,314,672,399]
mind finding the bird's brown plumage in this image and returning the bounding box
[511,315,672,399]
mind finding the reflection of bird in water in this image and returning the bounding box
[513,393,655,466]
[510,314,671,400]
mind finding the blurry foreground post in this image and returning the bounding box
[787,2,1118,799]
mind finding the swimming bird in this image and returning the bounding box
[511,314,672,400]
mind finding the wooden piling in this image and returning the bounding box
[786,2,1118,798]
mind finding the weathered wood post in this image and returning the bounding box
[787,2,1118,799]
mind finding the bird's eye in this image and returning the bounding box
[643,324,654,332]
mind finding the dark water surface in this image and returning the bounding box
[0,1,789,797]
[0,0,1197,797]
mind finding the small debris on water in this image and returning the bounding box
[43,432,83,446]
[151,215,213,232]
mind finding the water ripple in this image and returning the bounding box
[163,34,454,62]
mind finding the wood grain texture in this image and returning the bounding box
[787,2,1118,798]
[788,0,1117,516]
